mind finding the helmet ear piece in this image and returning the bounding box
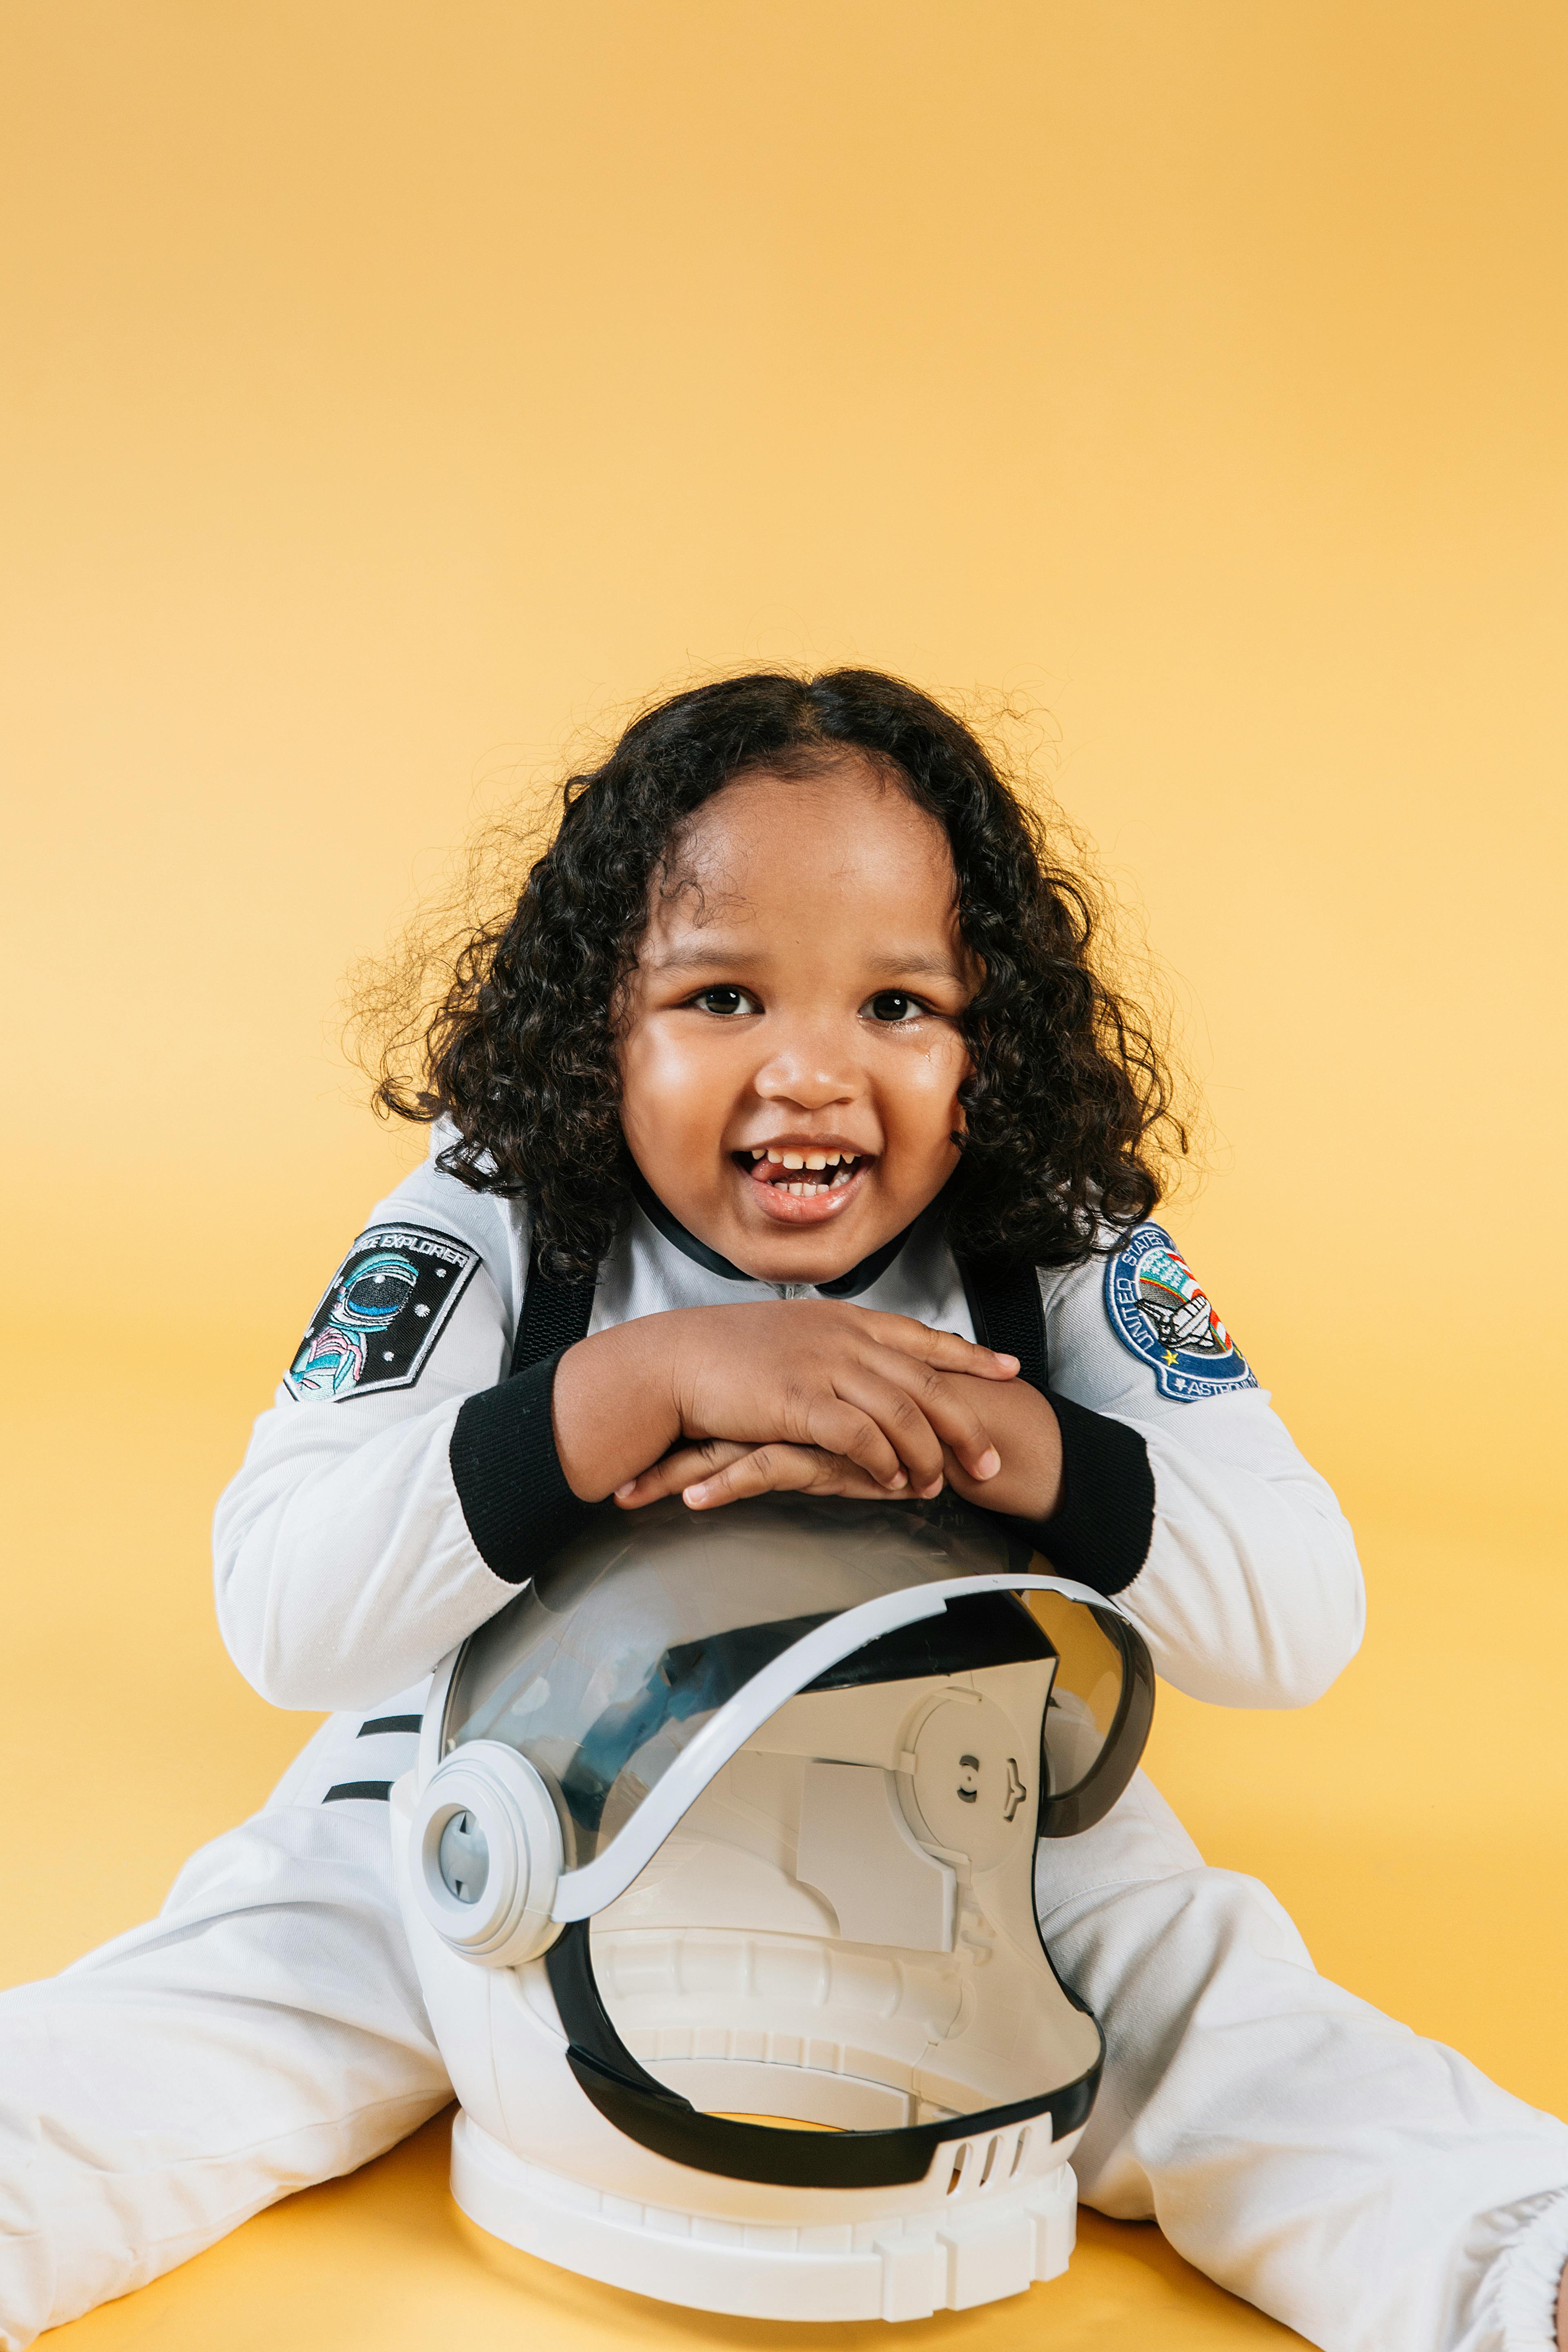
[409,1741,563,1967]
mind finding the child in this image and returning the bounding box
[2,668,1565,2351]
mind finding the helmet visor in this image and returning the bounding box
[437,1492,1149,1915]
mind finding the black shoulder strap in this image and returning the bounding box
[510,1234,597,1376]
[957,1258,1050,1396]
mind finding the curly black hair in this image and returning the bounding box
[368,668,1185,1279]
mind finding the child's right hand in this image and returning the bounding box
[550,1302,1020,1508]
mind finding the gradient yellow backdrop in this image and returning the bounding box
[3,4,1566,2345]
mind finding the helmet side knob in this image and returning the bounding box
[409,1740,562,1967]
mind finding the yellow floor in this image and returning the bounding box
[5,1337,1565,2346]
[36,2110,1300,2352]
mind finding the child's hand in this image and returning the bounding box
[614,1365,1063,1521]
[613,1434,910,1510]
[551,1302,1020,1507]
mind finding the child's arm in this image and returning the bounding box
[614,1359,1063,1517]
[213,1157,1016,1712]
[621,1235,1364,1713]
[1031,1238,1365,1708]
[213,1165,527,1710]
[550,1303,1018,1503]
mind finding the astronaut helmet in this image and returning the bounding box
[391,1490,1153,2323]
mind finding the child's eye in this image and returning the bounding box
[864,990,929,1024]
[688,985,759,1017]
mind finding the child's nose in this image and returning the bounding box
[753,1029,860,1109]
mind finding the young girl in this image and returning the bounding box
[2,669,1564,2351]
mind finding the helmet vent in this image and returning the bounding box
[942,2125,1034,2198]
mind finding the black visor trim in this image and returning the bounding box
[802,1589,1052,1693]
[1038,1604,1156,1840]
[544,1919,1099,2189]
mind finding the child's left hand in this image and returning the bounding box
[615,1370,1064,1523]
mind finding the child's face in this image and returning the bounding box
[617,758,975,1285]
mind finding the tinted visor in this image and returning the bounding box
[439,1492,1150,1908]
[1027,1588,1154,1838]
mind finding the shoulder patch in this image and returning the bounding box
[285,1224,479,1401]
[1104,1223,1258,1401]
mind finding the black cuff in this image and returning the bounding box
[1013,1390,1155,1599]
[450,1352,596,1586]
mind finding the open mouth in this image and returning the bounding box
[733,1146,872,1200]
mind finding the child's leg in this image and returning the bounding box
[1037,1774,1568,2352]
[0,1715,448,2350]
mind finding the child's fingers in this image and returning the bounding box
[682,1444,911,1511]
[833,1356,1002,1486]
[613,1441,754,1508]
[845,1309,1019,1379]
[800,1390,923,1490]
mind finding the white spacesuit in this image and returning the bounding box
[0,1131,1565,2350]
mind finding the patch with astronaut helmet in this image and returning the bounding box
[285,1223,479,1401]
[1104,1221,1258,1402]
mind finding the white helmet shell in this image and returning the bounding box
[391,1492,1153,2322]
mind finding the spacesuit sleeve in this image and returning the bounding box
[1033,1228,1365,1710]
[211,1142,588,1712]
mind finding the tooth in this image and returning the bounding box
[782,1152,804,1169]
[751,1148,766,1160]
[787,1181,804,1195]
[767,1149,783,1163]
[804,1152,827,1170]
[824,1151,840,1166]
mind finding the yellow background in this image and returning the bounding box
[3,4,1566,2344]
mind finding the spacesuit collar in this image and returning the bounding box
[627,1166,917,1300]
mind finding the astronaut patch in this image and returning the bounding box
[286,1224,479,1401]
[1104,1223,1257,1402]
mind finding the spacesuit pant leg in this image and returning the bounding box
[1037,1771,1568,2352]
[0,1714,449,2352]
